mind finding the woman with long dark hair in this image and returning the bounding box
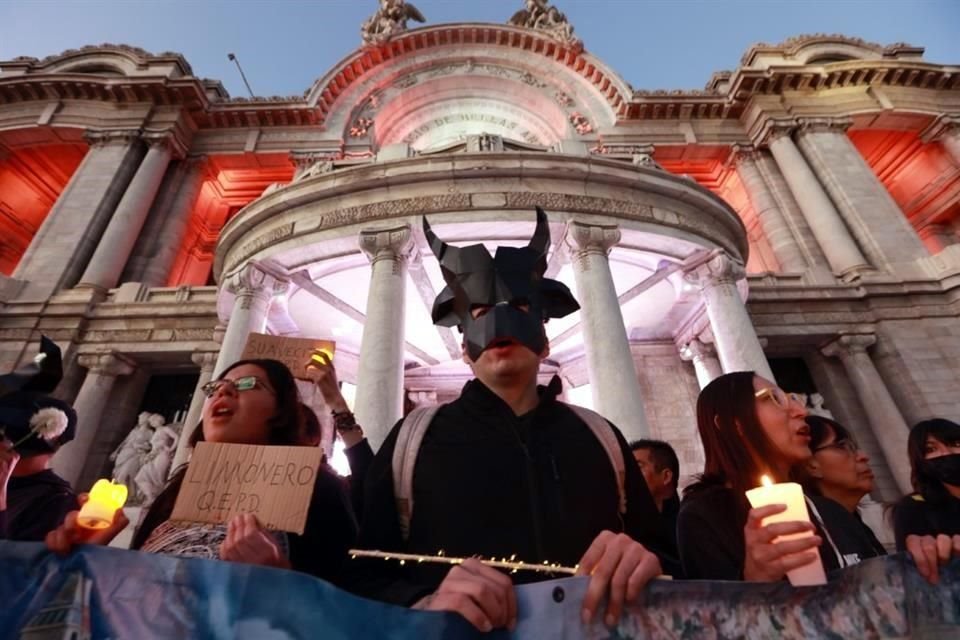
[46,359,358,584]
[677,371,822,581]
[892,419,960,584]
[791,416,886,567]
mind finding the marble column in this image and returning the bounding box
[731,145,806,272]
[567,222,651,440]
[170,351,218,473]
[14,130,143,299]
[821,335,912,494]
[354,226,414,450]
[53,353,135,487]
[686,253,775,381]
[765,128,869,277]
[79,135,181,290]
[126,155,209,287]
[213,263,288,377]
[679,338,723,389]
[795,118,927,269]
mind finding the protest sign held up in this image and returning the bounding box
[240,333,336,381]
[171,442,323,534]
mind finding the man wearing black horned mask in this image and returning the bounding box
[347,208,673,632]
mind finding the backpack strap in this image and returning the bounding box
[391,404,443,542]
[565,404,628,515]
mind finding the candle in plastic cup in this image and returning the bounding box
[745,476,826,586]
[77,479,128,530]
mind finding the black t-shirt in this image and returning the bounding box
[893,492,960,551]
[808,496,886,567]
[1,469,76,542]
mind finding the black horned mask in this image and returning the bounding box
[423,207,580,361]
[0,335,63,398]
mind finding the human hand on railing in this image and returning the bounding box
[905,533,960,585]
[576,530,661,628]
[742,504,821,582]
[219,513,291,570]
[413,558,517,633]
[44,493,129,554]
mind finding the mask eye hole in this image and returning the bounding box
[510,297,530,312]
[470,305,493,319]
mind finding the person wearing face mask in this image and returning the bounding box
[677,371,825,581]
[892,418,960,584]
[44,359,358,585]
[348,210,671,633]
[791,416,886,568]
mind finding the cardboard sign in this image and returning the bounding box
[171,442,323,534]
[240,333,336,381]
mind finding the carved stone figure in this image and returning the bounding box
[134,415,180,504]
[807,392,835,418]
[507,0,581,48]
[361,0,426,45]
[109,411,155,499]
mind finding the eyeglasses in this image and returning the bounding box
[201,376,273,398]
[814,439,860,456]
[754,387,804,410]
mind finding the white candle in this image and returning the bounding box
[745,475,826,586]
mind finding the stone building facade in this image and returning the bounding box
[1,6,959,503]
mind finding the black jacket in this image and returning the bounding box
[348,376,673,606]
[893,492,960,550]
[344,438,375,518]
[678,485,885,580]
[809,495,886,566]
[0,469,76,541]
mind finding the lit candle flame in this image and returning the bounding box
[760,475,773,487]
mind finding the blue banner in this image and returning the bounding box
[2,542,958,639]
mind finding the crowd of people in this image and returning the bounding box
[2,211,960,632]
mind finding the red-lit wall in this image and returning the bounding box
[0,142,87,274]
[166,154,295,286]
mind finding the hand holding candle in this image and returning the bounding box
[77,479,128,530]
[745,476,826,586]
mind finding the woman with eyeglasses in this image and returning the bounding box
[891,419,960,585]
[791,415,886,567]
[45,359,358,584]
[677,371,824,581]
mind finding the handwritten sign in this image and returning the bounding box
[240,333,336,381]
[171,442,323,534]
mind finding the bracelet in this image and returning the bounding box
[332,409,359,432]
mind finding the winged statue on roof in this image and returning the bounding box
[361,0,426,46]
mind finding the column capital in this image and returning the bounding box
[566,222,621,256]
[753,119,797,148]
[796,116,853,135]
[77,352,135,377]
[359,225,415,267]
[142,131,188,159]
[225,262,289,299]
[679,338,716,362]
[821,333,877,359]
[727,143,760,167]
[684,252,745,289]
[83,128,141,148]
[919,114,960,144]
[191,351,219,371]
